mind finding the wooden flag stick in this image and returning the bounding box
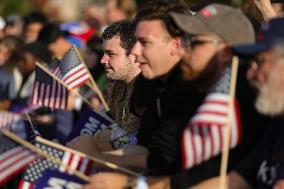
[35,63,99,112]
[86,82,110,111]
[36,137,141,177]
[25,111,37,130]
[219,56,239,189]
[74,47,110,111]
[86,78,110,112]
[2,130,91,182]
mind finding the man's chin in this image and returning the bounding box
[139,66,152,79]
[106,73,115,80]
[255,86,284,116]
[141,72,153,80]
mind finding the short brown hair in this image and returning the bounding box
[135,0,190,37]
[102,20,136,55]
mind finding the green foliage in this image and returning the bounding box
[0,0,32,18]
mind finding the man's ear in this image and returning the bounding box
[170,37,183,56]
[128,53,137,64]
[217,46,233,64]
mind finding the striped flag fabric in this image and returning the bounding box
[18,137,93,189]
[31,67,68,110]
[181,64,241,170]
[0,134,37,186]
[0,111,20,130]
[58,46,91,89]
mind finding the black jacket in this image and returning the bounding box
[135,64,205,175]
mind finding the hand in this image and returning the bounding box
[90,96,102,110]
[34,115,54,124]
[254,0,273,7]
[66,134,99,156]
[82,172,128,189]
[253,0,277,21]
[273,180,284,189]
[93,129,114,151]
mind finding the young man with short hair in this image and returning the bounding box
[68,20,142,151]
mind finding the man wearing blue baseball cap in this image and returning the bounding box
[227,16,284,189]
[234,16,284,93]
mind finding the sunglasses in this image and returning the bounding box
[182,36,223,49]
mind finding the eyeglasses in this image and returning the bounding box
[190,38,223,48]
[249,55,273,70]
[249,61,259,70]
[182,36,223,49]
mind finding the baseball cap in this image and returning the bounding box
[170,3,255,45]
[234,17,284,56]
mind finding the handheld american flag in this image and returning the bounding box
[31,66,68,110]
[181,64,241,170]
[0,134,37,186]
[18,137,92,189]
[58,46,91,89]
[0,111,20,130]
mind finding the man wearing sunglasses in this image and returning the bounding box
[168,3,267,188]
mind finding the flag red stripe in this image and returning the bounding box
[218,126,223,156]
[30,81,36,107]
[201,127,206,161]
[190,121,224,127]
[63,67,85,82]
[196,110,227,117]
[209,127,215,160]
[234,100,242,145]
[53,80,58,110]
[203,100,228,105]
[36,83,42,105]
[66,76,90,89]
[190,127,197,166]
[18,180,33,189]
[42,84,47,107]
[0,151,32,173]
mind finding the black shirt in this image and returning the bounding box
[136,64,205,174]
[236,118,284,189]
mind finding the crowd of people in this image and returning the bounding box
[0,0,284,188]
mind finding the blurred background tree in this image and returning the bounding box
[0,0,32,18]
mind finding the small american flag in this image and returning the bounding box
[18,138,92,189]
[181,65,241,169]
[58,46,91,89]
[0,111,19,130]
[31,67,68,110]
[0,134,37,186]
